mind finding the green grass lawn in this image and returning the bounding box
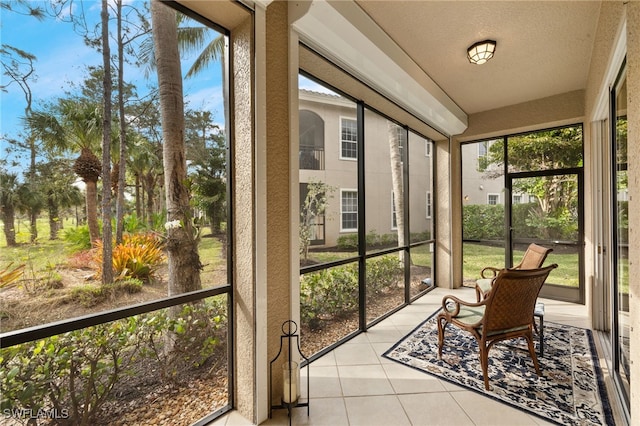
[1,218,227,287]
[463,242,579,287]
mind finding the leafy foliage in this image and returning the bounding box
[62,225,92,251]
[0,298,227,425]
[93,233,165,282]
[300,256,403,329]
[0,262,25,290]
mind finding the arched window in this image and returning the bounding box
[299,110,325,170]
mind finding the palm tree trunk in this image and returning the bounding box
[151,0,202,295]
[2,205,17,246]
[48,197,59,240]
[388,121,405,260]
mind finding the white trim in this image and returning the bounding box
[340,188,358,232]
[339,116,358,161]
[487,193,500,205]
[290,0,467,136]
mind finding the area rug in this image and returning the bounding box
[383,311,614,426]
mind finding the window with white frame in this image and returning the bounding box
[341,117,357,159]
[426,191,432,218]
[488,193,500,205]
[513,194,522,204]
[341,189,358,231]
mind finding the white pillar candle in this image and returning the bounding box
[282,361,300,404]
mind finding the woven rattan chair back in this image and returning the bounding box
[514,243,553,270]
[438,263,557,390]
[482,265,555,335]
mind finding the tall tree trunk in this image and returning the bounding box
[2,205,17,246]
[135,173,141,219]
[115,0,127,245]
[151,0,202,295]
[388,121,406,260]
[85,179,100,244]
[48,197,59,240]
[100,0,114,284]
[145,174,155,229]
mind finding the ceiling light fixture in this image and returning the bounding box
[467,40,496,65]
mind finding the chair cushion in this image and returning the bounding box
[485,325,529,336]
[476,278,493,294]
[453,305,485,326]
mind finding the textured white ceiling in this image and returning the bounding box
[355,1,602,115]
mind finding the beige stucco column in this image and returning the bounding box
[626,1,639,421]
[435,137,462,289]
[264,0,293,417]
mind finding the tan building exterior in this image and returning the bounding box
[299,89,433,247]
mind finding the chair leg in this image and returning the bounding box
[525,333,542,377]
[479,344,490,390]
[437,315,446,358]
[475,286,482,302]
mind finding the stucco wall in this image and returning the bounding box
[265,0,293,411]
[231,13,256,423]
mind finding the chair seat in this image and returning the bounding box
[449,305,485,326]
[476,278,492,295]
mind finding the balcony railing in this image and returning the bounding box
[299,146,325,170]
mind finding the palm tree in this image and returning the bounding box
[151,0,202,295]
[0,170,20,246]
[37,159,83,240]
[388,121,405,259]
[27,99,103,243]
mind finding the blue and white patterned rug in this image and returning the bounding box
[383,311,614,426]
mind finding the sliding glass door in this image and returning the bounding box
[611,63,630,410]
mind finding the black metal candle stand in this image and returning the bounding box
[269,320,309,423]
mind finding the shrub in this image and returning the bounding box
[66,249,95,270]
[0,297,227,425]
[300,256,403,329]
[336,233,358,250]
[366,255,403,296]
[62,226,92,251]
[0,319,143,426]
[94,233,165,282]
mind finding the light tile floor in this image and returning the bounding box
[210,286,622,426]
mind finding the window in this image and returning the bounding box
[341,189,358,230]
[341,117,358,159]
[477,142,488,171]
[488,193,500,205]
[513,194,522,204]
[0,2,234,424]
[426,191,432,218]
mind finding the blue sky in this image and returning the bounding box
[1,1,224,171]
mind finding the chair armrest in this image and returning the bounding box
[441,295,486,317]
[480,266,500,279]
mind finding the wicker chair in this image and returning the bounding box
[475,243,553,301]
[438,264,557,390]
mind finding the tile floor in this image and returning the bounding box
[210,286,620,426]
